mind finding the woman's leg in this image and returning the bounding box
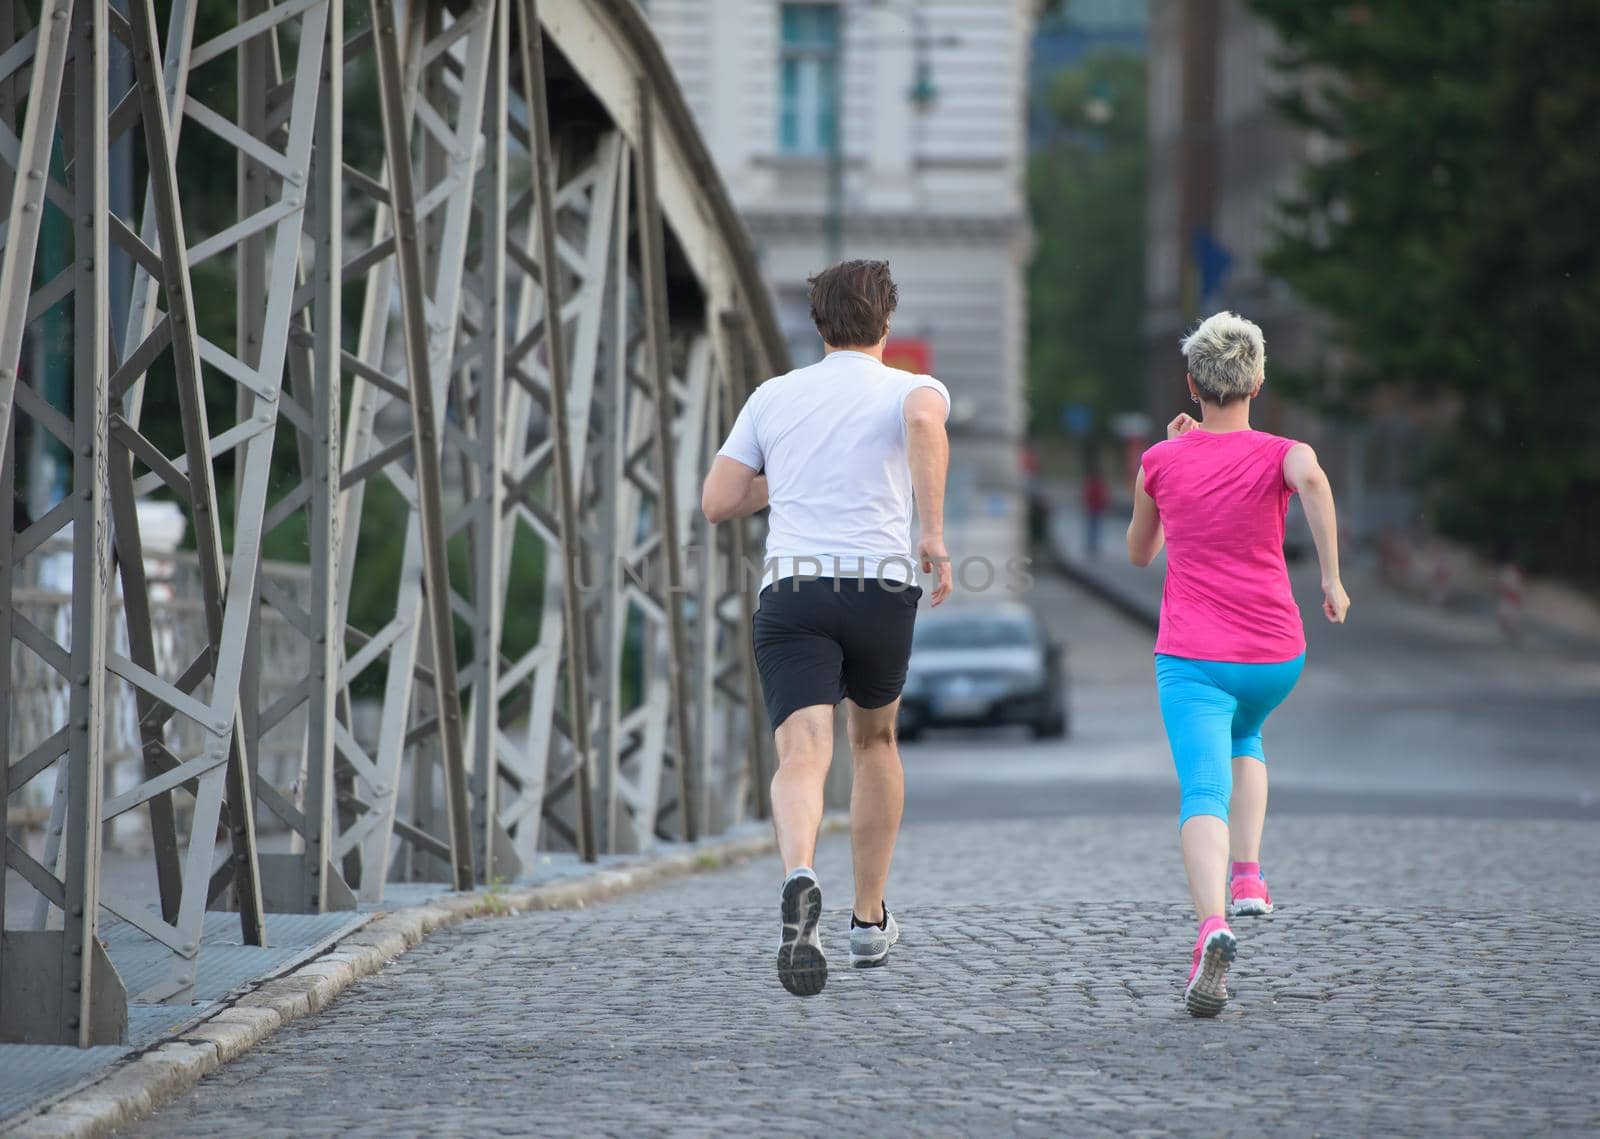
[1179,815,1229,920]
[1155,656,1237,921]
[1224,655,1306,873]
[1228,757,1268,863]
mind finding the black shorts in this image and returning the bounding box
[752,576,923,731]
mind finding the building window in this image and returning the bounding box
[778,4,840,155]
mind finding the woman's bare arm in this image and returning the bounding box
[1126,468,1164,568]
[1284,443,1350,623]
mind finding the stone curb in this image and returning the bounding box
[8,820,833,1139]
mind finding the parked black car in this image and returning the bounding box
[897,603,1069,741]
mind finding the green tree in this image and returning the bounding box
[1250,0,1600,581]
[1027,51,1148,438]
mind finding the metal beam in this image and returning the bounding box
[634,82,698,844]
[465,0,509,879]
[517,0,597,862]
[366,0,474,891]
[60,0,116,1048]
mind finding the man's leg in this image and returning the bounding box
[770,704,835,997]
[771,704,836,872]
[845,698,902,924]
[835,580,919,963]
[751,580,846,997]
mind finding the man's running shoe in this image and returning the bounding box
[776,869,826,996]
[848,905,899,968]
[1228,861,1274,917]
[1184,915,1237,1018]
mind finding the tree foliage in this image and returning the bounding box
[1027,51,1148,437]
[1250,0,1600,580]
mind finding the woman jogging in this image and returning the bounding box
[1126,311,1350,1017]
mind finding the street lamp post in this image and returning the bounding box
[823,1,958,267]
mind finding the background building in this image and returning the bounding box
[1142,0,1416,542]
[650,0,1040,568]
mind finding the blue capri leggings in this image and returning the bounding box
[1154,653,1305,827]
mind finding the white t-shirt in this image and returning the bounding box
[717,349,951,589]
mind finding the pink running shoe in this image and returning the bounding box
[1184,916,1237,1017]
[1228,862,1274,917]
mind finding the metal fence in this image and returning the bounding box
[0,0,784,1045]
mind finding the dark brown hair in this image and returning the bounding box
[807,260,898,348]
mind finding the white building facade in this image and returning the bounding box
[649,0,1039,570]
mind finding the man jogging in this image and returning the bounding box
[701,260,952,997]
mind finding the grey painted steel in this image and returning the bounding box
[366,0,476,893]
[0,0,127,1047]
[1,0,786,1045]
[301,0,345,911]
[60,0,113,1047]
[466,0,511,881]
[718,312,775,824]
[634,83,697,844]
[0,0,71,469]
[520,0,598,863]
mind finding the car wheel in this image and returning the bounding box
[1031,711,1067,740]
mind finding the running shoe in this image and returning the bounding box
[776,869,826,996]
[848,905,899,968]
[1228,863,1274,917]
[1184,916,1238,1017]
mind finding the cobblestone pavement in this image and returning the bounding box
[128,814,1600,1137]
[121,575,1599,1136]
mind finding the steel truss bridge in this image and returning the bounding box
[0,0,784,1045]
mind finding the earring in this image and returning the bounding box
[1190,395,1200,405]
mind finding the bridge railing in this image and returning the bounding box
[0,0,784,1046]
[8,549,310,848]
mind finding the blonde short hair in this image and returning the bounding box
[1180,311,1265,406]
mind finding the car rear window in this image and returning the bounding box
[914,616,1036,649]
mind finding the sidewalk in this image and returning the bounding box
[2,823,813,1137]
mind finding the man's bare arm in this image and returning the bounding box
[905,387,953,605]
[700,457,768,524]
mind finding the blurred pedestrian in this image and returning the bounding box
[700,259,954,997]
[1082,458,1109,559]
[1020,441,1041,481]
[1125,311,1350,1017]
[1022,442,1049,545]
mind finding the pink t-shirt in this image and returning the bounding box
[1140,429,1305,663]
